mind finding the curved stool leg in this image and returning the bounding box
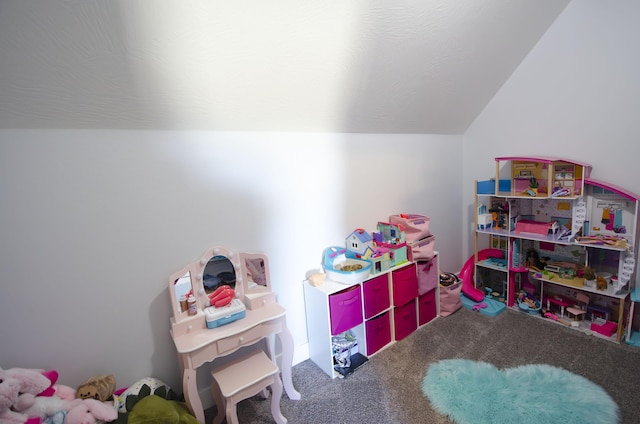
[210,380,226,424]
[270,374,287,424]
[226,398,240,424]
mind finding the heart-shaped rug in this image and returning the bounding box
[422,359,620,424]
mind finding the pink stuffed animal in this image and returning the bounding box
[64,398,117,424]
[0,367,58,424]
[15,395,117,424]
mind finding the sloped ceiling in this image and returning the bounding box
[0,0,569,133]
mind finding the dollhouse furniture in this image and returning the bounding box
[168,247,300,423]
[210,349,286,424]
[565,293,590,320]
[587,303,611,321]
[474,156,640,343]
[543,295,573,318]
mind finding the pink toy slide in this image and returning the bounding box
[459,248,504,302]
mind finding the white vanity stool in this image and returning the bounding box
[210,349,287,424]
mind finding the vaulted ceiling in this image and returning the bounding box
[0,0,570,133]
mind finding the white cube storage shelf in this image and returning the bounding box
[304,254,439,379]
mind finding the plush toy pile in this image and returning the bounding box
[0,367,197,424]
[0,367,117,424]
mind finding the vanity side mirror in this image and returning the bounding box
[169,264,194,323]
[241,253,270,291]
[240,252,276,309]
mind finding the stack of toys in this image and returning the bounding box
[321,213,435,284]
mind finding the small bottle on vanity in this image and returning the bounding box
[180,295,188,312]
[187,295,197,315]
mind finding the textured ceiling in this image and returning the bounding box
[0,0,569,133]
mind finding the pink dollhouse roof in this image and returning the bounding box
[585,177,640,202]
[495,156,592,167]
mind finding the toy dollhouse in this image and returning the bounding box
[372,221,408,268]
[345,229,374,258]
[341,223,409,275]
[472,156,640,346]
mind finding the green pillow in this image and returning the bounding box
[127,395,199,424]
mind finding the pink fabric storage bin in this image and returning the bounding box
[417,257,438,295]
[389,214,431,242]
[365,311,391,355]
[329,285,363,335]
[408,235,436,262]
[393,299,417,341]
[392,263,418,307]
[418,289,437,325]
[363,274,390,319]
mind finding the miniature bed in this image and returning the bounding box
[515,219,558,236]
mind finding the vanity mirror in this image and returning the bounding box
[203,255,236,296]
[169,247,245,326]
[169,247,280,328]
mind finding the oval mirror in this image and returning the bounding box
[203,255,236,297]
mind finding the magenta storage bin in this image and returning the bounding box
[418,289,437,325]
[392,263,418,307]
[365,311,391,355]
[329,285,363,335]
[393,300,417,341]
[363,274,390,319]
[417,257,438,295]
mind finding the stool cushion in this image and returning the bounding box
[212,350,278,397]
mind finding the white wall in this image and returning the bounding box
[0,130,462,393]
[463,0,640,260]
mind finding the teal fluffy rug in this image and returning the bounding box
[422,359,620,424]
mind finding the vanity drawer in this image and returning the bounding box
[365,311,391,356]
[392,263,418,307]
[329,285,363,335]
[243,291,277,310]
[217,324,267,355]
[363,274,390,319]
[393,299,417,341]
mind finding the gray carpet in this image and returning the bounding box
[206,308,640,423]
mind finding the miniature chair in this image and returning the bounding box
[566,293,590,321]
[211,349,287,424]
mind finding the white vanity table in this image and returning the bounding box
[168,247,301,423]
